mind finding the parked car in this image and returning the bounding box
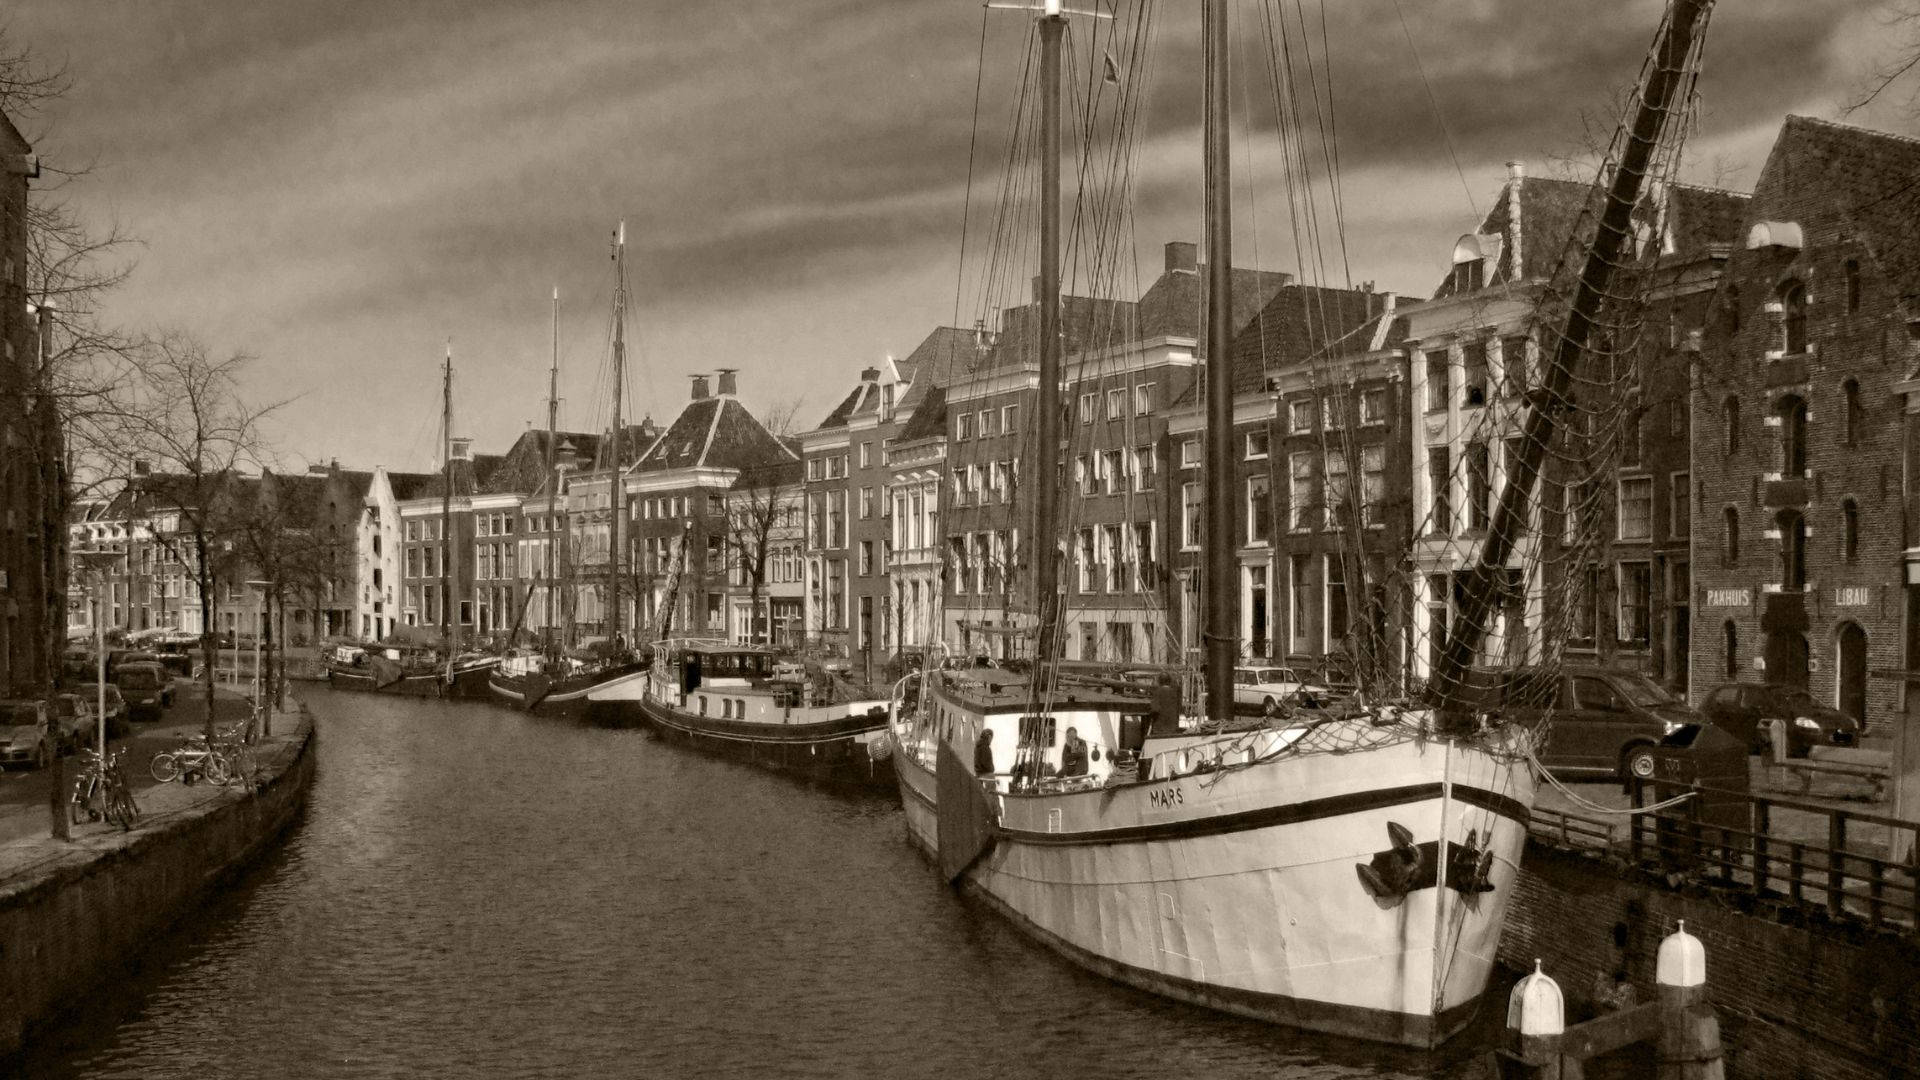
[0,699,54,769]
[50,692,98,751]
[1232,666,1331,715]
[75,683,131,738]
[1696,682,1861,757]
[114,661,175,720]
[1484,665,1699,780]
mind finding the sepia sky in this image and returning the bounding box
[7,0,1917,473]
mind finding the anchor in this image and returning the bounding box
[1355,821,1429,905]
[1447,827,1498,895]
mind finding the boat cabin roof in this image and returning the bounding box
[934,666,1147,715]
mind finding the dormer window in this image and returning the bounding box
[1450,234,1494,293]
[1451,260,1483,293]
[1780,282,1808,355]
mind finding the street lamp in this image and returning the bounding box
[246,579,271,737]
[68,546,124,839]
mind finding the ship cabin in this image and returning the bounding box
[650,639,888,725]
[923,664,1326,792]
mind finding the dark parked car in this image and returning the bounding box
[0,699,54,769]
[1696,682,1860,757]
[113,661,174,720]
[1485,665,1700,780]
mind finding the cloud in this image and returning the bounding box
[6,0,1912,471]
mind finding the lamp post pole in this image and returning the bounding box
[247,580,270,736]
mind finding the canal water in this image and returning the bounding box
[17,688,1593,1079]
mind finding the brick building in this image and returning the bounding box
[1405,165,1745,691]
[0,110,46,696]
[885,327,972,655]
[1695,116,1920,732]
[1168,284,1415,679]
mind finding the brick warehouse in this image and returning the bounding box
[1692,115,1920,734]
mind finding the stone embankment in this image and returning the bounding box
[0,701,315,1058]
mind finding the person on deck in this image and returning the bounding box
[1059,727,1088,778]
[973,728,996,775]
[1149,674,1183,737]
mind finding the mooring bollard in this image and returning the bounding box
[1655,920,1724,1079]
[1490,924,1723,1078]
[1490,960,1580,1079]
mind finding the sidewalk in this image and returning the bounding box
[0,688,308,886]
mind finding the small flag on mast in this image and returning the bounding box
[1102,49,1120,85]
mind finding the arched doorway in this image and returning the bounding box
[1837,622,1868,724]
[1765,629,1809,688]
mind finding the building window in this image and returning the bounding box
[858,540,873,576]
[1360,387,1387,425]
[1106,388,1125,420]
[1289,555,1312,654]
[1181,439,1200,468]
[1288,397,1315,433]
[1618,562,1651,648]
[1133,383,1153,415]
[1182,483,1202,550]
[1671,472,1690,539]
[1427,447,1451,535]
[859,442,872,468]
[977,410,993,438]
[1247,475,1272,545]
[1777,509,1807,590]
[956,413,973,441]
[1467,442,1490,532]
[1104,525,1124,592]
[1778,395,1808,478]
[1570,565,1598,647]
[1002,403,1019,431]
[1425,351,1449,411]
[1325,555,1348,647]
[1103,450,1124,496]
[1724,396,1740,455]
[1289,452,1314,531]
[1361,444,1385,526]
[1781,282,1808,354]
[1132,446,1155,492]
[1322,394,1343,430]
[1078,393,1095,424]
[1845,259,1861,313]
[1723,620,1738,680]
[1501,335,1531,396]
[1723,506,1740,567]
[1325,449,1349,528]
[1841,499,1859,564]
[1132,521,1154,592]
[1618,476,1653,541]
[1075,454,1094,496]
[1842,378,1861,448]
[1077,528,1097,593]
[1246,431,1270,460]
[1462,339,1488,406]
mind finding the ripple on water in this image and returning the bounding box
[17,687,1629,1080]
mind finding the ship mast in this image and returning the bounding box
[1201,0,1236,728]
[1030,0,1064,677]
[609,222,627,649]
[1427,0,1712,729]
[544,287,560,652]
[440,342,454,656]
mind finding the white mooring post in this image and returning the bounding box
[1655,921,1723,1079]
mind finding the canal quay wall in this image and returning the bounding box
[0,707,316,1058]
[1500,838,1919,1079]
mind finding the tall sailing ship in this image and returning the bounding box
[489,226,652,717]
[889,0,1711,1047]
[327,345,500,698]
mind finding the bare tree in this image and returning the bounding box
[723,462,801,645]
[115,333,280,742]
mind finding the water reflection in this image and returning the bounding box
[15,687,1579,1079]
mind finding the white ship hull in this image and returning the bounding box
[889,697,1534,1047]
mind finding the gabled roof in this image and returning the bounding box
[1752,115,1920,307]
[387,471,440,501]
[1134,264,1295,347]
[972,294,1137,374]
[1435,172,1751,299]
[1224,285,1412,395]
[635,396,798,474]
[894,384,949,444]
[480,428,602,495]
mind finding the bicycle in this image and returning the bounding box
[149,736,231,787]
[69,747,139,831]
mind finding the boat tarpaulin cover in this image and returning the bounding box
[936,740,999,883]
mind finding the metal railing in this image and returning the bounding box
[1528,781,1919,938]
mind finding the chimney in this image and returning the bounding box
[690,373,710,400]
[1165,241,1198,274]
[1506,161,1525,281]
[1506,160,1525,182]
[132,459,150,477]
[860,365,880,384]
[450,436,473,462]
[716,368,738,397]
